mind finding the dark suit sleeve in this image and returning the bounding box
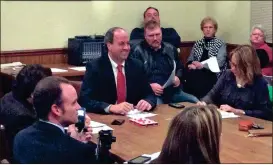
[256,49,269,68]
[245,79,273,121]
[163,28,181,48]
[81,142,98,163]
[138,62,157,109]
[79,62,110,114]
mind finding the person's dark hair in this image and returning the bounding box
[143,7,159,18]
[144,20,160,31]
[12,64,52,100]
[104,27,124,44]
[152,105,222,164]
[33,76,70,120]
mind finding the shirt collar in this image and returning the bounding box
[108,54,125,68]
[39,119,65,133]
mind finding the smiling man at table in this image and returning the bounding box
[79,27,156,115]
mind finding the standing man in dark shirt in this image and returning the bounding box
[130,20,198,104]
[130,7,181,49]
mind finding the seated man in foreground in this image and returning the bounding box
[13,76,97,163]
[79,27,156,115]
[130,6,181,48]
[130,20,198,104]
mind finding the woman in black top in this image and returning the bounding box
[198,45,272,121]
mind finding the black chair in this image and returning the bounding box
[0,124,10,163]
[256,49,269,68]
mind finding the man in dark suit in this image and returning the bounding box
[130,7,181,48]
[13,76,97,163]
[79,27,156,115]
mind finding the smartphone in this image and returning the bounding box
[128,155,151,164]
[168,103,185,109]
[75,107,86,132]
[111,119,125,125]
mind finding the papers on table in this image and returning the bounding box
[201,56,220,73]
[64,121,113,135]
[50,68,68,73]
[163,60,176,88]
[1,62,25,69]
[217,109,239,118]
[69,66,86,71]
[89,121,113,134]
[126,109,157,119]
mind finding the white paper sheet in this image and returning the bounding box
[88,120,113,134]
[1,62,24,68]
[163,61,176,88]
[126,109,157,119]
[92,125,113,134]
[50,68,68,73]
[89,121,106,128]
[218,109,239,118]
[201,56,220,73]
[69,67,86,71]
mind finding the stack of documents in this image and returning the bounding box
[126,109,157,119]
[90,121,113,134]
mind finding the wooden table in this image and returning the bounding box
[0,63,85,97]
[88,103,272,163]
[0,63,85,79]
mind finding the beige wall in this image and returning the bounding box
[1,1,251,51]
[207,1,251,44]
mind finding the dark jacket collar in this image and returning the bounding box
[33,121,65,135]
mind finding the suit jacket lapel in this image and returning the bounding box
[101,55,117,102]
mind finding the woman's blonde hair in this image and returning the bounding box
[153,105,222,164]
[229,45,262,84]
[200,16,218,30]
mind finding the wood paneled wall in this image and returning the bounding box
[0,42,239,65]
[1,48,67,64]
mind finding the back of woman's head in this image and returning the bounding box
[154,105,222,164]
[12,64,52,100]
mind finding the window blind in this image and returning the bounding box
[251,1,272,43]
